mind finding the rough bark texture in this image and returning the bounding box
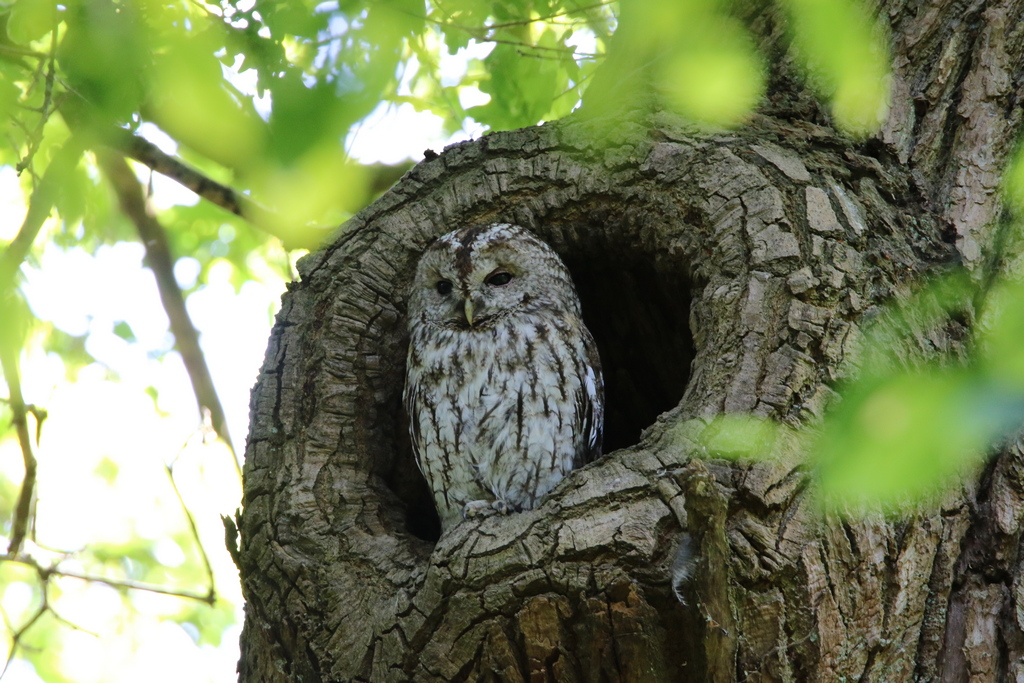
[236,1,1024,681]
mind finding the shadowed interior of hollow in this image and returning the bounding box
[566,257,694,454]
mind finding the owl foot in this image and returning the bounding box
[491,499,516,515]
[463,499,518,520]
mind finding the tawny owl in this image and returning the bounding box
[404,223,604,531]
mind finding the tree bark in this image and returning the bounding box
[235,1,1024,681]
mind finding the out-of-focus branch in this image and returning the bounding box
[0,136,85,296]
[106,128,269,224]
[421,0,615,35]
[165,429,217,599]
[0,552,215,603]
[103,128,411,248]
[95,151,241,479]
[1,344,37,558]
[1,596,46,679]
[58,98,298,247]
[0,546,214,678]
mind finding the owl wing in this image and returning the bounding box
[578,327,605,464]
[403,360,426,474]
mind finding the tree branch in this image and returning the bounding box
[0,343,37,558]
[102,127,410,249]
[0,553,215,604]
[95,151,241,479]
[0,598,46,679]
[106,128,268,225]
[420,0,616,37]
[0,545,212,679]
[165,434,217,601]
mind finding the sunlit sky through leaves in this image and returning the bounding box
[0,37,511,683]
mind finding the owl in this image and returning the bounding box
[404,223,604,531]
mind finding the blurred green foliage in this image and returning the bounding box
[589,0,765,127]
[782,0,890,134]
[0,0,893,278]
[813,263,1024,511]
[688,247,1024,514]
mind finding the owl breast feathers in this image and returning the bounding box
[404,223,605,531]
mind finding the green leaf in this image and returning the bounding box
[469,41,562,129]
[175,599,238,646]
[94,456,120,484]
[6,0,58,44]
[267,75,349,163]
[259,0,328,39]
[0,66,24,121]
[148,30,266,171]
[781,0,891,135]
[57,0,149,124]
[659,24,765,128]
[0,288,32,360]
[112,320,136,342]
[52,155,92,229]
[814,371,1014,509]
[698,414,781,459]
[980,280,1024,388]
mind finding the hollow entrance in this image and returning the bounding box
[565,256,694,454]
[392,242,695,543]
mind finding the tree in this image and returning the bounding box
[234,2,1024,683]
[3,0,1023,680]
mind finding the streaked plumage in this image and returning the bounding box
[404,223,604,531]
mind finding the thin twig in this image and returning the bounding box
[492,38,598,58]
[47,566,216,603]
[0,43,44,59]
[478,0,616,30]
[0,401,49,444]
[0,559,108,678]
[1,343,38,558]
[16,28,59,176]
[165,451,217,602]
[110,129,258,216]
[424,0,615,35]
[1,601,46,679]
[1,549,214,675]
[0,553,215,604]
[47,605,98,638]
[25,404,47,444]
[95,151,242,480]
[105,128,276,227]
[554,66,600,102]
[103,127,411,244]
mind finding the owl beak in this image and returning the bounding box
[463,297,475,326]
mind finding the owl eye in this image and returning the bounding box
[485,271,513,287]
[435,280,453,295]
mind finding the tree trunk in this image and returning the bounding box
[234,1,1024,680]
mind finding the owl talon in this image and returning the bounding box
[463,500,495,519]
[462,499,518,519]
[490,499,517,515]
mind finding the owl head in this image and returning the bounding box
[408,223,582,330]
